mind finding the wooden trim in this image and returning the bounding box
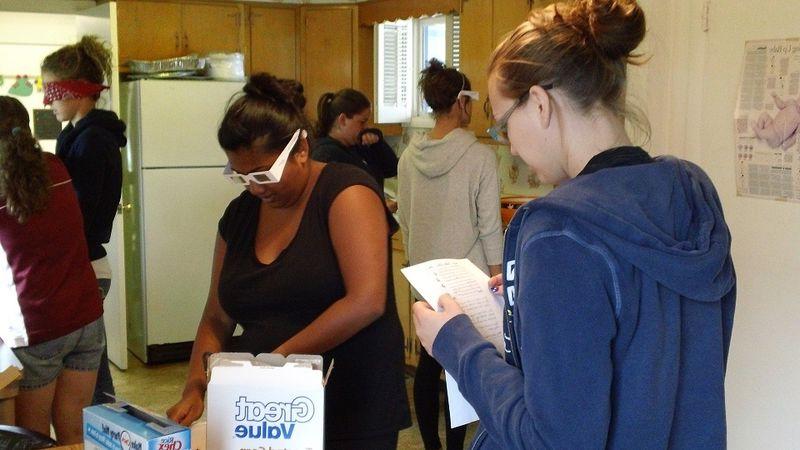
[358,0,461,26]
[351,5,359,89]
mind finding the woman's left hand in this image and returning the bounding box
[360,132,380,146]
[413,294,465,355]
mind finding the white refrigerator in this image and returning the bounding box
[120,79,243,363]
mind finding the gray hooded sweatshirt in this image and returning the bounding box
[397,128,503,274]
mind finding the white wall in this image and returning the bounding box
[0,9,113,153]
[631,1,800,447]
[0,12,78,153]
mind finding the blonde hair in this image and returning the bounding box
[489,0,648,135]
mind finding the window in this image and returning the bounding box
[375,14,461,124]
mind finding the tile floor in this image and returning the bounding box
[111,355,477,449]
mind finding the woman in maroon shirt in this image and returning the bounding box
[0,96,104,445]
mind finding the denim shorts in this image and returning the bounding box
[12,317,106,390]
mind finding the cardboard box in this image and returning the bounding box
[0,343,22,425]
[206,353,327,450]
[84,402,190,450]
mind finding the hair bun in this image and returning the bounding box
[244,73,306,111]
[565,0,646,61]
[424,58,446,74]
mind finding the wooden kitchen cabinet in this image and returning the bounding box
[116,1,244,66]
[181,3,244,55]
[493,0,532,46]
[249,5,298,79]
[299,5,358,120]
[460,0,533,139]
[392,232,419,367]
[117,1,182,64]
[460,0,494,139]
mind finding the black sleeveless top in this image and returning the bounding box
[217,163,410,440]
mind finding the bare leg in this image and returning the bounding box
[14,380,57,438]
[52,369,97,444]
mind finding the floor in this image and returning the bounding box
[111,355,477,449]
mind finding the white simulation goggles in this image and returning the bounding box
[223,129,306,185]
[457,90,480,101]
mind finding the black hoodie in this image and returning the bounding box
[56,109,127,261]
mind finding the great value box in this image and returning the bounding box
[84,401,190,450]
[206,353,327,450]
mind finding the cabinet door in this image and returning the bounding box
[460,0,494,138]
[300,6,358,119]
[182,3,244,55]
[250,6,297,79]
[117,1,182,64]
[493,0,532,47]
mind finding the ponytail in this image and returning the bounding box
[315,89,370,138]
[316,92,337,138]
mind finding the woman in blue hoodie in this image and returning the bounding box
[413,0,736,449]
[42,35,127,405]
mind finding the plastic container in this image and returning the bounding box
[204,53,245,81]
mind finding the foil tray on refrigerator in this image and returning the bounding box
[127,55,206,74]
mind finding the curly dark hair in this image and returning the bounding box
[0,96,49,223]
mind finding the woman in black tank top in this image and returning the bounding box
[167,74,410,448]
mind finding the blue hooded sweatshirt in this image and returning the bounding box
[433,156,736,449]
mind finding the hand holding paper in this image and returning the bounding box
[402,258,505,427]
[412,293,464,355]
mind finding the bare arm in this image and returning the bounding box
[167,235,236,425]
[274,185,389,355]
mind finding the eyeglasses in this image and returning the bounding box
[223,129,305,185]
[486,83,553,144]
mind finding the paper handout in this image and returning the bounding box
[401,258,505,427]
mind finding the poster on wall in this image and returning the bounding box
[734,38,800,202]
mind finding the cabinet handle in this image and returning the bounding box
[183,32,189,54]
[174,32,180,53]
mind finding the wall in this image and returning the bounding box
[0,12,77,152]
[0,9,114,154]
[630,1,800,447]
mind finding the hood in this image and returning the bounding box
[60,108,127,149]
[535,156,734,302]
[404,128,478,178]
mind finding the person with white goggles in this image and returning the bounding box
[397,58,502,450]
[168,73,410,449]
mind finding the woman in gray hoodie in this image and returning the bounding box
[397,59,503,450]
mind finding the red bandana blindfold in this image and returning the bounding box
[43,80,109,106]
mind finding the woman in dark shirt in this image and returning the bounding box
[312,88,399,213]
[167,74,410,449]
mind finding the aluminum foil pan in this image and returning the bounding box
[127,55,206,74]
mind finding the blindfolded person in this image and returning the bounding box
[41,35,127,405]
